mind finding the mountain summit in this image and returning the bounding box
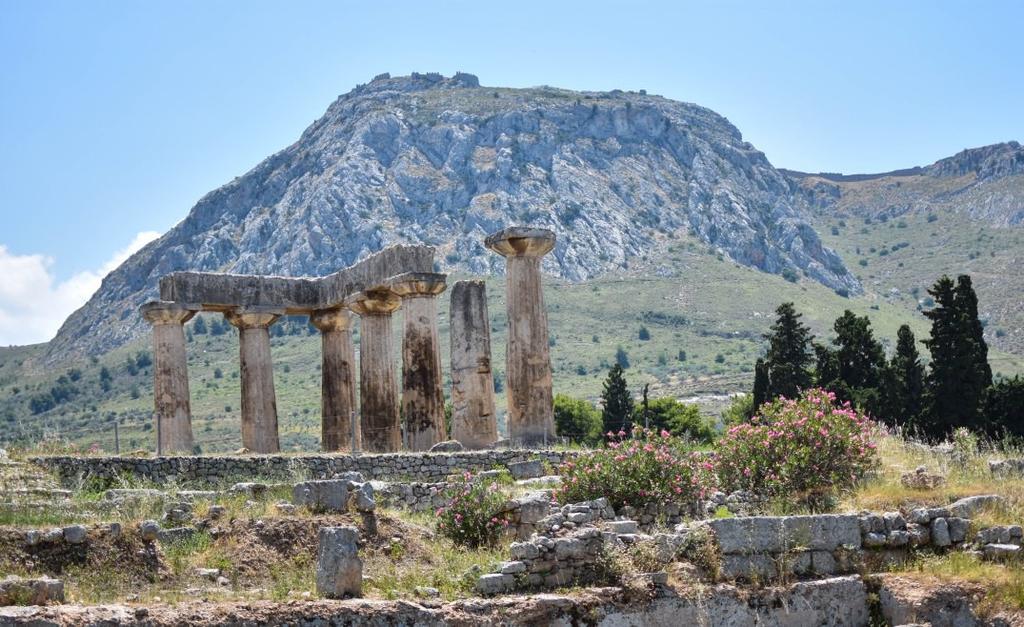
[46,72,859,361]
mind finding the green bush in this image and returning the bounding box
[435,473,513,548]
[716,388,878,503]
[555,427,716,509]
[553,394,601,445]
[641,397,716,443]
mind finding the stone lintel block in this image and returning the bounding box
[319,245,436,306]
[386,272,448,297]
[345,288,401,316]
[160,272,321,311]
[140,301,198,325]
[309,307,352,332]
[484,226,556,257]
[225,306,285,329]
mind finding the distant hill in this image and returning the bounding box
[44,71,858,363]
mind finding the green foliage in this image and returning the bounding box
[638,326,650,341]
[642,397,715,443]
[982,376,1024,437]
[721,393,754,427]
[615,346,630,368]
[716,388,878,504]
[878,324,925,427]
[920,275,992,437]
[553,394,602,445]
[556,427,716,509]
[601,364,634,434]
[435,473,514,548]
[761,302,815,400]
[814,310,886,416]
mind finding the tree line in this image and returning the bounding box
[749,274,1022,438]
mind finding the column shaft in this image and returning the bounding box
[505,255,555,444]
[142,303,196,455]
[227,311,281,453]
[400,295,446,451]
[449,280,497,449]
[311,309,359,451]
[358,312,400,452]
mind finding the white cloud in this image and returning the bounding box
[0,231,161,346]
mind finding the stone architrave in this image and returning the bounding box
[346,289,402,453]
[448,280,498,449]
[485,227,557,446]
[140,301,196,454]
[225,307,283,453]
[389,273,447,452]
[310,307,359,452]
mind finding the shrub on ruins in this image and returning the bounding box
[716,388,878,503]
[555,427,716,509]
[435,473,514,548]
[554,394,602,445]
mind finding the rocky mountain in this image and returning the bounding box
[47,72,860,362]
[786,141,1024,226]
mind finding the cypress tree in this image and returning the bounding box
[601,363,634,435]
[953,275,993,417]
[751,358,770,418]
[763,302,814,400]
[921,275,991,436]
[883,325,924,427]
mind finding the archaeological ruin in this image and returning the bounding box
[139,226,558,455]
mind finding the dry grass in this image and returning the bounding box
[839,432,1024,525]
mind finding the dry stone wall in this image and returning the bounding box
[31,450,573,486]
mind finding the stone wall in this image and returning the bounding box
[30,450,573,486]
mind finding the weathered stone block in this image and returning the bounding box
[720,554,776,580]
[947,517,970,544]
[316,526,362,599]
[293,480,351,512]
[949,494,1004,518]
[476,573,513,595]
[0,575,64,605]
[932,517,951,547]
[507,460,544,480]
[62,525,87,544]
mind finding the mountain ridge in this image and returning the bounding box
[44,72,862,362]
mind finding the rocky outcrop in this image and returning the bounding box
[45,72,858,362]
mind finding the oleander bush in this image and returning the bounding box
[435,472,513,548]
[716,388,878,502]
[555,427,716,509]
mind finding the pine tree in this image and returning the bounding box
[881,325,924,427]
[982,376,1024,437]
[921,275,991,436]
[751,358,770,418]
[816,311,885,413]
[192,315,207,334]
[601,363,634,435]
[763,303,814,400]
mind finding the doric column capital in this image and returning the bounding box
[345,288,401,317]
[140,301,197,326]
[225,306,284,329]
[387,272,448,298]
[484,226,556,258]
[310,307,352,333]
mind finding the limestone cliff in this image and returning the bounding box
[45,72,858,362]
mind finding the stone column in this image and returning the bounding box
[346,289,402,453]
[390,273,448,452]
[225,307,283,454]
[449,280,498,449]
[485,226,557,446]
[310,307,359,452]
[140,301,196,454]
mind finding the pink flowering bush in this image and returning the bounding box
[716,388,878,502]
[435,472,513,548]
[555,427,716,509]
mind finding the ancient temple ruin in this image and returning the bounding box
[140,227,557,455]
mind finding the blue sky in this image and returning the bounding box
[1,0,1022,344]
